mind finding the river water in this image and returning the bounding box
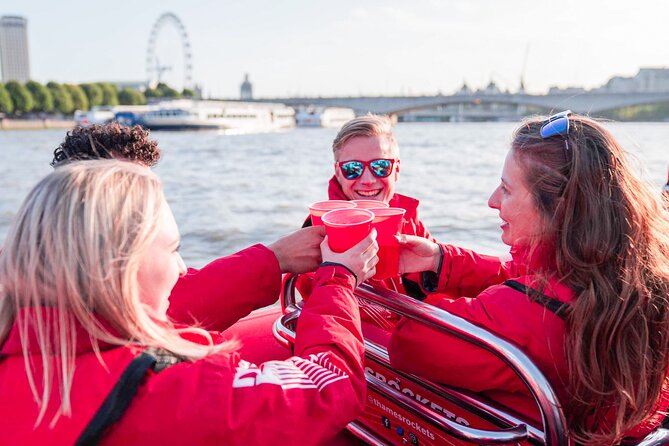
[1,122,667,267]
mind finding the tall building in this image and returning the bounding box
[240,73,253,100]
[0,15,30,82]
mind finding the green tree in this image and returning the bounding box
[47,82,74,114]
[5,81,34,114]
[66,84,89,111]
[182,88,196,98]
[118,88,146,105]
[81,83,104,107]
[0,83,14,114]
[144,87,162,98]
[156,82,180,98]
[26,80,54,113]
[99,83,119,106]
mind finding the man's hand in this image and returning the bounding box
[397,235,441,274]
[268,226,326,274]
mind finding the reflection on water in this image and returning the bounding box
[1,122,667,267]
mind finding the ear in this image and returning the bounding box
[334,162,344,183]
[394,159,401,179]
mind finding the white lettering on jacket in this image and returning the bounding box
[232,352,348,390]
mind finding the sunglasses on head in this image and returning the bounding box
[540,110,572,152]
[338,159,397,180]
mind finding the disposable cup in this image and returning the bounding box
[351,200,390,209]
[370,207,406,279]
[308,200,356,226]
[322,208,374,253]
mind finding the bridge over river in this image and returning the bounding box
[256,91,669,118]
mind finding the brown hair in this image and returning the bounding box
[51,122,160,167]
[332,113,398,156]
[512,114,669,444]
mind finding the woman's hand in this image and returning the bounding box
[397,235,441,274]
[321,229,379,284]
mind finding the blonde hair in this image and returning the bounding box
[0,160,231,426]
[332,113,398,157]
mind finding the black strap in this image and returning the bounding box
[504,280,569,321]
[75,352,157,446]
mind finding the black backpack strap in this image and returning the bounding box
[504,279,569,321]
[76,348,186,445]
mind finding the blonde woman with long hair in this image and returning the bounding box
[390,112,669,444]
[0,160,378,445]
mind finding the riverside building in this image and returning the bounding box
[240,73,253,100]
[0,15,30,82]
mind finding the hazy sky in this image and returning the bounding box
[2,0,668,98]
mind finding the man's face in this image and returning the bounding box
[334,135,400,204]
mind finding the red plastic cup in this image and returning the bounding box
[351,199,390,209]
[370,207,406,279]
[308,200,356,225]
[322,208,374,253]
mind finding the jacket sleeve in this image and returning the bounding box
[422,244,517,297]
[166,244,282,331]
[119,265,365,446]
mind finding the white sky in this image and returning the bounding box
[2,0,668,98]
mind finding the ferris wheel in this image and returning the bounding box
[146,12,193,89]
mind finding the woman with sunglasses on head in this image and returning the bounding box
[389,112,669,444]
[0,160,378,445]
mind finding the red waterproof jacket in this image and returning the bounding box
[0,265,366,445]
[168,243,282,331]
[388,244,669,440]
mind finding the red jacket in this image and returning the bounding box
[389,244,669,440]
[0,265,366,445]
[168,244,282,331]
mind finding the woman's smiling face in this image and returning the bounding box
[488,149,544,247]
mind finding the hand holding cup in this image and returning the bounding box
[321,229,379,284]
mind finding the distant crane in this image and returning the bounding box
[154,58,172,86]
[519,43,530,93]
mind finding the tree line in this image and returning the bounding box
[0,81,196,116]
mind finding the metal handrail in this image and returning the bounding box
[274,273,571,445]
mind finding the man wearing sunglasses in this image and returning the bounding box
[303,114,435,300]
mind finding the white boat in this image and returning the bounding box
[138,99,295,132]
[75,105,152,127]
[295,106,355,128]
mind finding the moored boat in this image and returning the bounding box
[136,99,295,132]
[295,106,356,128]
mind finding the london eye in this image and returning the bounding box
[146,12,193,90]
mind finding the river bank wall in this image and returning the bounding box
[0,118,75,130]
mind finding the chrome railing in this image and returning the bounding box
[274,273,571,445]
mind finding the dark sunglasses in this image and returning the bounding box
[338,159,397,180]
[540,110,572,152]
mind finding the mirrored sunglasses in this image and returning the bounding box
[338,159,397,180]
